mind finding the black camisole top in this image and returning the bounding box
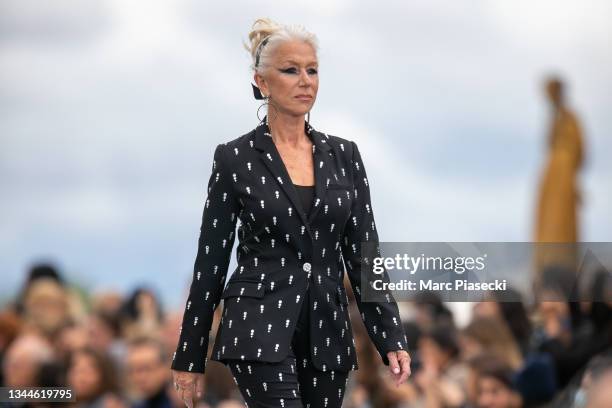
[293,183,315,218]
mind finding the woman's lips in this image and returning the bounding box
[295,95,313,101]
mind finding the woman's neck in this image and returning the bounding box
[268,111,307,147]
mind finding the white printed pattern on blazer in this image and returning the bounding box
[171,115,408,374]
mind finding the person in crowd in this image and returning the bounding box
[91,291,125,318]
[12,263,66,316]
[87,310,126,369]
[54,320,90,361]
[126,336,175,408]
[533,272,611,389]
[65,346,125,408]
[473,288,533,356]
[583,353,612,408]
[467,353,522,408]
[119,287,165,341]
[412,323,468,407]
[460,317,523,371]
[2,334,55,388]
[20,277,71,340]
[0,309,21,385]
[413,291,455,334]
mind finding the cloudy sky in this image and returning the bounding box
[1,0,610,309]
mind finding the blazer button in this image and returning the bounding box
[302,262,312,272]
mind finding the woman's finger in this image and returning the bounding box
[398,353,412,384]
[387,352,400,375]
[183,388,194,408]
[195,374,203,398]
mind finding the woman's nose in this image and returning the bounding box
[299,69,312,85]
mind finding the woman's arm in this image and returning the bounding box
[171,143,240,374]
[340,140,409,366]
[342,142,408,365]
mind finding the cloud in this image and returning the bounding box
[0,0,111,45]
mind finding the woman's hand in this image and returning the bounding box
[171,369,205,408]
[386,349,411,387]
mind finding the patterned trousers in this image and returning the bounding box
[225,286,350,407]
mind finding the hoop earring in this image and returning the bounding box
[306,111,310,125]
[256,96,269,124]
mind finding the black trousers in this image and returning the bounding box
[225,286,350,408]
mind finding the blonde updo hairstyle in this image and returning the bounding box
[243,18,319,76]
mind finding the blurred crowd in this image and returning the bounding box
[0,262,610,408]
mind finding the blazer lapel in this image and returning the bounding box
[308,130,333,224]
[253,116,332,232]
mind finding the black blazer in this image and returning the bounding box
[171,116,408,374]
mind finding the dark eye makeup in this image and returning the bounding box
[278,67,318,75]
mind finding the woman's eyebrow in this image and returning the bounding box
[282,59,318,66]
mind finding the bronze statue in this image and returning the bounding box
[533,77,585,297]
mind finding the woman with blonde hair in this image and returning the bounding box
[460,317,524,371]
[171,18,411,407]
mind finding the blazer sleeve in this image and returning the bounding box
[340,140,409,366]
[171,143,239,374]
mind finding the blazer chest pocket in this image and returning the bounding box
[221,280,265,299]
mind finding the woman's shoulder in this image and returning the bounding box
[220,128,257,150]
[208,129,257,163]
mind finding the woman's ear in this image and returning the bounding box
[254,73,268,97]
